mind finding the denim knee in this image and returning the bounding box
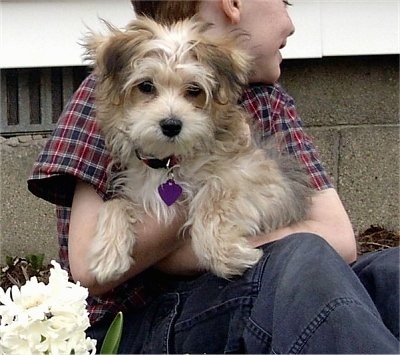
[244,233,399,353]
[352,247,400,339]
[265,232,331,250]
[260,232,337,267]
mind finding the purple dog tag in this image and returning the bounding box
[158,179,183,206]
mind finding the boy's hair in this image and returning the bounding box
[131,0,200,23]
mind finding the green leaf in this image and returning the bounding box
[25,254,44,271]
[5,256,14,268]
[100,312,123,354]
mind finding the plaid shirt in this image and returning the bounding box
[28,74,332,324]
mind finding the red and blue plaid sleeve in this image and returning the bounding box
[28,74,111,206]
[240,83,333,190]
[28,74,155,324]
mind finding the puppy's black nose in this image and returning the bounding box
[160,118,182,137]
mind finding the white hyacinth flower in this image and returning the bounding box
[0,260,97,354]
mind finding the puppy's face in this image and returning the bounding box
[84,16,252,162]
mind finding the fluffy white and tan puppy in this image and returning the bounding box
[84,16,312,284]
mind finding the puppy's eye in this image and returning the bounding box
[186,84,203,98]
[138,80,155,94]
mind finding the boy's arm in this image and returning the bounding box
[68,180,187,296]
[156,187,357,273]
[248,188,357,263]
[69,183,356,297]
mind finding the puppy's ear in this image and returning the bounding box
[194,35,253,103]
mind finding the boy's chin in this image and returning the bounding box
[250,67,281,85]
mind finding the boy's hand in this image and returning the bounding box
[154,238,205,276]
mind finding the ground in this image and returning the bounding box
[1,225,399,290]
[356,225,399,255]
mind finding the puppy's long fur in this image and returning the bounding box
[84,16,312,283]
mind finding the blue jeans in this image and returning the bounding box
[88,233,399,353]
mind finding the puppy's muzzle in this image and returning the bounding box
[160,117,182,137]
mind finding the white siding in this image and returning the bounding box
[1,0,134,68]
[282,0,400,58]
[320,1,400,56]
[1,0,399,68]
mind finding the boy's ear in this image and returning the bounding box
[221,0,242,24]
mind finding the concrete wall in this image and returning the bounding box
[0,136,59,263]
[0,55,399,264]
[280,55,399,233]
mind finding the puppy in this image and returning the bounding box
[83,16,312,283]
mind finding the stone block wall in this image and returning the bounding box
[0,55,398,263]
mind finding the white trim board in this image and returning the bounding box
[1,0,399,68]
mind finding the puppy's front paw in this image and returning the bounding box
[88,199,137,284]
[209,245,263,279]
[89,235,135,284]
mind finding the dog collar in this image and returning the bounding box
[135,149,180,170]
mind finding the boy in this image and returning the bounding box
[28,0,399,352]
